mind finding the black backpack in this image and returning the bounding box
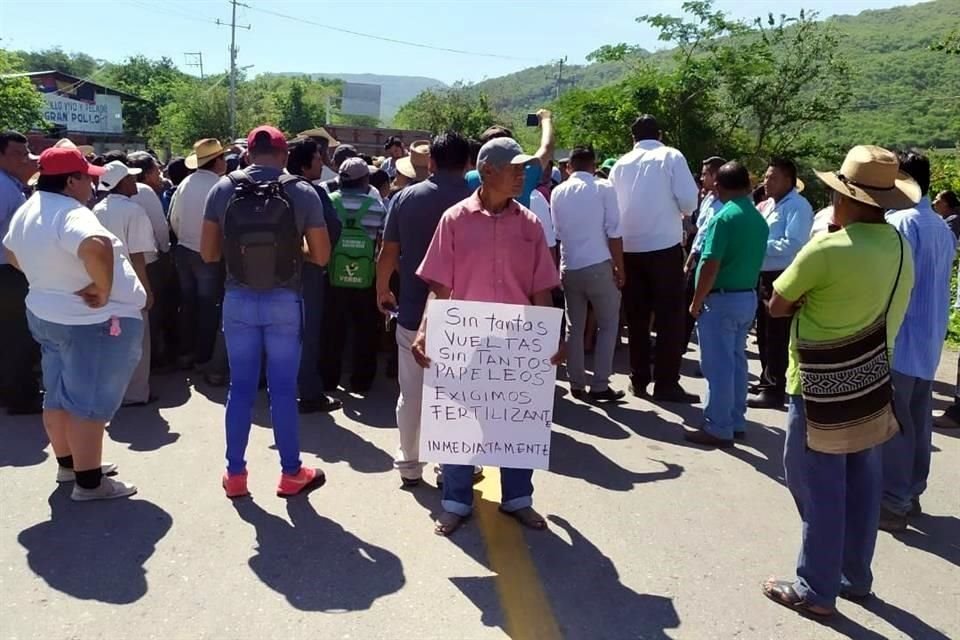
[222,171,303,290]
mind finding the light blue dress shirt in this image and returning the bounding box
[887,197,957,380]
[0,168,27,267]
[761,188,814,272]
[691,192,724,254]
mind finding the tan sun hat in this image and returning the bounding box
[396,140,431,181]
[298,127,340,146]
[54,138,95,158]
[814,145,920,211]
[185,138,225,170]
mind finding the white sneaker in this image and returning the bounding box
[70,476,137,502]
[56,462,118,484]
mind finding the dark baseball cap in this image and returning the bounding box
[332,144,358,168]
[339,157,369,181]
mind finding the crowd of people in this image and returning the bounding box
[1,107,958,617]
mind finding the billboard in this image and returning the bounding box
[341,82,381,119]
[42,93,124,134]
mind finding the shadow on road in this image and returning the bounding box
[0,415,48,468]
[890,513,960,567]
[549,430,684,491]
[232,496,405,611]
[444,498,681,639]
[17,486,172,604]
[295,412,394,473]
[108,407,180,451]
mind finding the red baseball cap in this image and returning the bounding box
[38,147,105,177]
[246,125,288,153]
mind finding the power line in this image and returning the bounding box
[127,0,221,26]
[243,3,541,62]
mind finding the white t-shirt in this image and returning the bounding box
[2,191,146,324]
[93,194,157,261]
[528,189,557,248]
[131,182,170,262]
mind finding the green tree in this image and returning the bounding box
[154,77,231,151]
[15,47,101,77]
[0,50,47,132]
[102,56,186,139]
[394,85,496,138]
[276,79,321,134]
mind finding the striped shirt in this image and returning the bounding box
[887,197,957,380]
[332,188,386,240]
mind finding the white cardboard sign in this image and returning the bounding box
[419,300,563,470]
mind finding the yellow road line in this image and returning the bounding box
[474,468,563,640]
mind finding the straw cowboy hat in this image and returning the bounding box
[185,138,226,169]
[814,145,920,210]
[298,127,340,146]
[396,139,431,181]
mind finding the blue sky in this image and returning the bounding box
[0,0,923,84]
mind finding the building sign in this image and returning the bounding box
[42,93,123,134]
[341,82,382,119]
[419,300,563,470]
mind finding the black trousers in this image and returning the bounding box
[147,252,178,366]
[321,284,380,390]
[682,252,699,351]
[756,270,791,397]
[623,244,685,389]
[0,265,40,409]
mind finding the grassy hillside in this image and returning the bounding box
[471,0,960,149]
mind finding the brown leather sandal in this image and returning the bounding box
[762,579,835,618]
[434,511,468,537]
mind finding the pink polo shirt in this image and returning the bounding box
[416,192,560,304]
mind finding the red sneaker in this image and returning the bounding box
[277,467,325,496]
[222,471,249,498]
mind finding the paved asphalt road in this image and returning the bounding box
[1,342,957,640]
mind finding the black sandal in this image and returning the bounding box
[762,579,835,618]
[434,511,468,537]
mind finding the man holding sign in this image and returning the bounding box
[413,137,563,537]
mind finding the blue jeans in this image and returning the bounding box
[297,263,327,401]
[882,370,933,515]
[697,291,755,439]
[442,465,533,516]
[784,396,882,609]
[174,245,222,364]
[27,312,143,422]
[222,288,303,475]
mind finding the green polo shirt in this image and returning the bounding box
[697,195,770,291]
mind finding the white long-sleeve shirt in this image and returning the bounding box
[609,140,699,253]
[550,171,620,271]
[169,169,221,252]
[131,182,170,263]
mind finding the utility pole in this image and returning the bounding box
[184,52,204,79]
[217,0,250,139]
[554,56,567,100]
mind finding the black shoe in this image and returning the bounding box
[908,498,922,517]
[629,381,649,398]
[838,588,873,603]
[747,391,785,409]
[7,395,43,415]
[401,476,421,489]
[299,396,344,414]
[878,506,907,532]
[588,388,625,403]
[570,388,587,401]
[652,384,699,404]
[748,383,762,394]
[684,429,734,448]
[734,431,746,440]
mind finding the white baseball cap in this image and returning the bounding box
[98,160,142,191]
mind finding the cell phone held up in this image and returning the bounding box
[526,113,539,127]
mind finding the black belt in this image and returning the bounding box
[710,288,754,294]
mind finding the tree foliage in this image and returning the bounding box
[394,85,497,138]
[0,50,47,132]
[14,47,101,78]
[101,56,186,140]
